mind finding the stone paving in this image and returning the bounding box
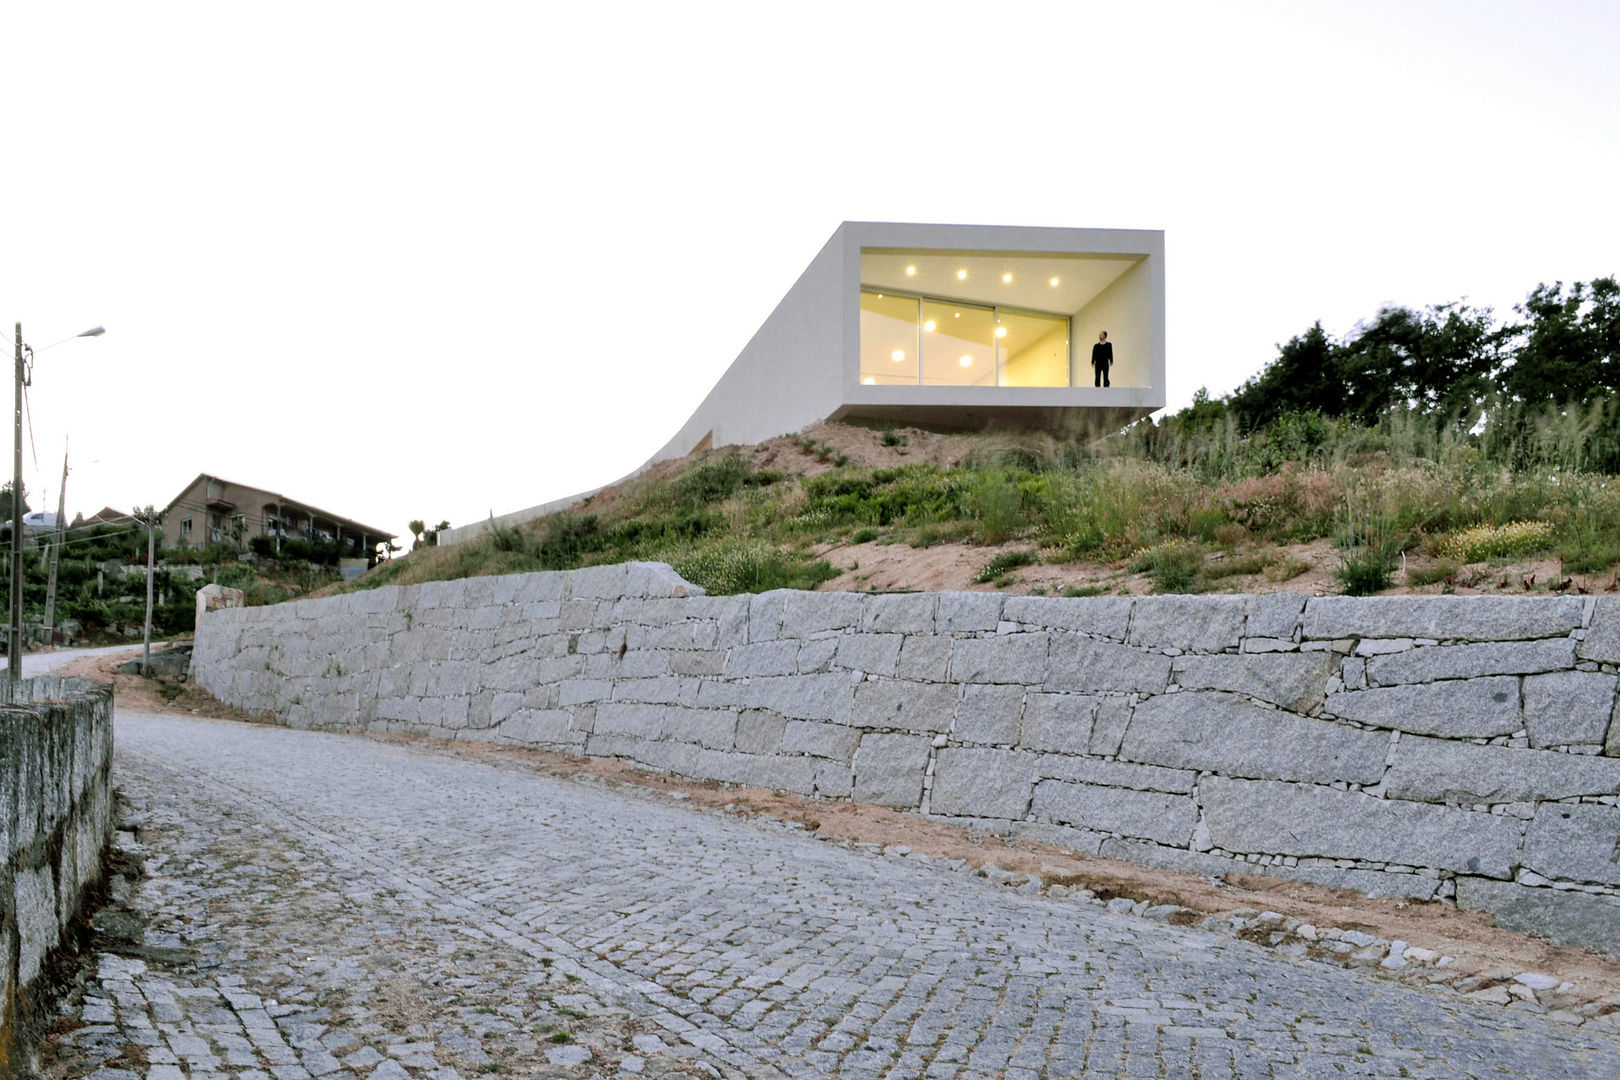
[42,710,1620,1079]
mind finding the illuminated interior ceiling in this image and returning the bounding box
[860,250,1141,313]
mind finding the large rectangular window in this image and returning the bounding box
[997,308,1070,387]
[860,288,1071,388]
[922,299,995,386]
[859,292,920,385]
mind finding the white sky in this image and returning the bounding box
[3,0,1617,542]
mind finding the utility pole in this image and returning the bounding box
[42,447,68,643]
[141,508,155,676]
[9,323,24,683]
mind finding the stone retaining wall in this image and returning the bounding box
[191,565,1620,959]
[0,677,115,1078]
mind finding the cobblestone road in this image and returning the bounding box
[51,710,1620,1079]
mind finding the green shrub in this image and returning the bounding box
[850,527,880,544]
[486,515,527,553]
[973,549,1038,584]
[799,465,966,530]
[536,512,605,569]
[907,520,976,548]
[1558,535,1620,575]
[968,471,1024,544]
[275,538,343,566]
[1061,584,1107,597]
[605,511,714,551]
[667,541,837,595]
[662,456,751,509]
[1129,541,1205,593]
[214,563,256,590]
[1337,544,1400,595]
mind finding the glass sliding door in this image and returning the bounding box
[859,288,1072,388]
[859,291,921,385]
[996,309,1070,387]
[921,298,995,386]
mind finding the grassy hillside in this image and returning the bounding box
[339,412,1620,600]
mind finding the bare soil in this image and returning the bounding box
[59,647,272,724]
[815,535,1620,598]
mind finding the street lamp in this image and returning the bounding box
[9,322,104,682]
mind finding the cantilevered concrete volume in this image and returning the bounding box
[441,221,1165,546]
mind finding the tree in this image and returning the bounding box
[1228,302,1502,430]
[1499,278,1620,406]
[1336,302,1501,424]
[0,481,29,522]
[408,518,450,549]
[1228,322,1343,429]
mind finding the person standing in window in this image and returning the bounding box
[1091,331,1114,387]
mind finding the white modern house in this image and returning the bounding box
[441,221,1164,545]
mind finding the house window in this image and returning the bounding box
[858,291,920,386]
[860,288,1072,389]
[996,308,1070,387]
[920,298,995,386]
[180,518,192,538]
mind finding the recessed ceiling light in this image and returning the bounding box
[905,265,917,276]
[876,293,883,299]
[1002,273,1013,284]
[953,312,960,318]
[923,320,936,332]
[959,355,972,367]
[891,349,905,363]
[1049,276,1060,287]
[956,269,967,280]
[994,327,1007,338]
[862,376,876,385]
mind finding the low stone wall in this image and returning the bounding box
[192,565,1620,959]
[1,677,115,1078]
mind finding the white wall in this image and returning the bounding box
[1073,259,1152,387]
[646,227,848,463]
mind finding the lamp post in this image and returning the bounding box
[9,323,103,682]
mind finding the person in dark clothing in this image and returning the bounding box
[1091,331,1114,387]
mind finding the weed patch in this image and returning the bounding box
[1130,542,1205,593]
[1440,520,1556,562]
[974,549,1039,584]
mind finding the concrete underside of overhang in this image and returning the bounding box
[827,403,1153,441]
